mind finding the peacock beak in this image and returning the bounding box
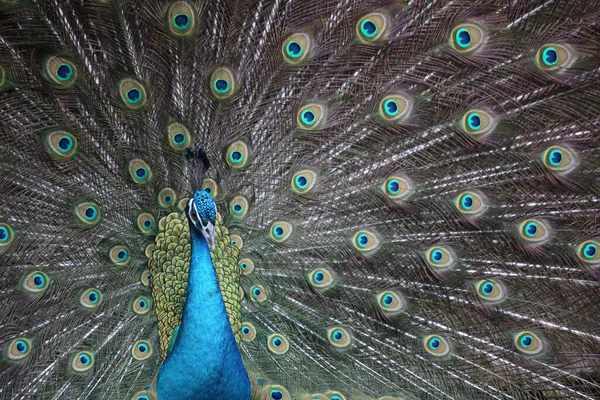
[201,222,216,251]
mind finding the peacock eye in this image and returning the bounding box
[475,279,505,302]
[424,246,454,269]
[450,22,485,53]
[241,322,256,341]
[167,123,191,150]
[0,223,13,247]
[80,288,103,309]
[210,67,236,99]
[269,221,293,242]
[132,340,153,360]
[308,268,334,289]
[328,327,352,348]
[455,191,485,215]
[250,285,267,302]
[266,386,291,400]
[158,187,177,208]
[23,270,50,293]
[461,109,495,137]
[352,229,379,252]
[168,1,195,35]
[72,351,94,372]
[515,331,543,355]
[239,258,255,275]
[267,334,289,354]
[128,159,152,184]
[46,56,77,85]
[137,212,155,234]
[377,290,404,313]
[379,94,411,121]
[226,141,250,168]
[282,33,311,64]
[577,239,600,264]
[109,245,131,266]
[381,176,412,200]
[8,338,32,360]
[45,131,78,159]
[75,202,102,226]
[356,12,389,43]
[536,43,572,71]
[519,219,550,243]
[424,335,450,356]
[297,103,326,130]
[541,145,577,173]
[133,296,151,315]
[291,170,317,194]
[230,195,249,218]
[119,78,147,108]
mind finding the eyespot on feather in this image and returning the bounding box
[377,290,405,313]
[356,12,389,43]
[450,22,486,53]
[140,270,151,286]
[297,103,326,130]
[8,338,32,361]
[267,334,289,355]
[536,44,573,71]
[167,123,191,150]
[230,196,249,218]
[352,229,379,252]
[239,258,255,275]
[80,288,103,309]
[379,94,411,121]
[282,33,311,64]
[308,268,334,289]
[74,202,101,226]
[475,279,505,302]
[541,145,577,173]
[455,191,486,216]
[577,239,600,264]
[22,270,50,293]
[72,351,94,372]
[514,331,543,355]
[460,109,495,137]
[132,340,153,360]
[45,56,77,86]
[328,327,352,348]
[137,212,155,234]
[424,246,454,269]
[119,78,147,109]
[263,386,291,400]
[226,141,250,168]
[44,130,78,159]
[518,219,550,243]
[158,188,177,208]
[128,159,152,184]
[210,67,236,99]
[241,322,256,341]
[133,296,152,315]
[424,335,450,356]
[0,223,15,249]
[168,1,195,36]
[270,221,293,243]
[291,170,317,194]
[230,234,243,250]
[202,178,218,197]
[109,245,131,266]
[250,285,267,303]
[381,176,411,200]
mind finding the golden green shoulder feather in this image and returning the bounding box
[148,200,243,359]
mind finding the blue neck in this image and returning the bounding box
[157,226,250,400]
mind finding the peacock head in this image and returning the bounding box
[186,189,217,250]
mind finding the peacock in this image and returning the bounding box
[1,0,600,399]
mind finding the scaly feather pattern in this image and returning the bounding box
[1,0,600,399]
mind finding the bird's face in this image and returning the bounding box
[186,189,217,250]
